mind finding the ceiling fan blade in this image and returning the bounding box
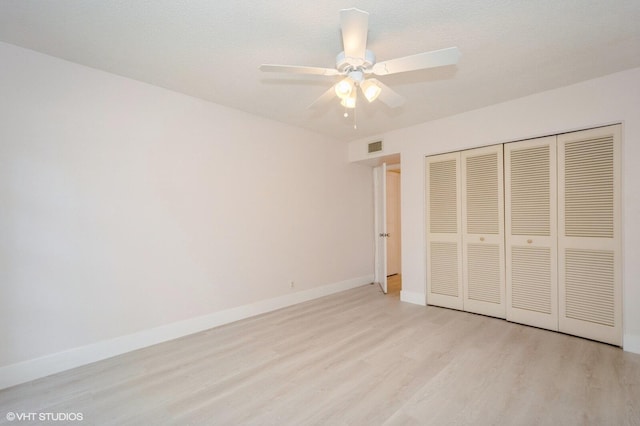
[374,79,405,108]
[308,86,337,110]
[340,8,369,60]
[372,47,461,76]
[259,64,339,76]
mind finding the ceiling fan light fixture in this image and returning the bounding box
[360,79,382,102]
[259,8,460,116]
[334,78,354,99]
[340,91,357,109]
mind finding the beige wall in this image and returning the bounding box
[0,42,374,381]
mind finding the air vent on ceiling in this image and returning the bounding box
[368,140,383,154]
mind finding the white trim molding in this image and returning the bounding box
[624,333,640,355]
[400,290,426,306]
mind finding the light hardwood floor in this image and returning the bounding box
[1,284,640,425]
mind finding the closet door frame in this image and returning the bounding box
[423,124,622,347]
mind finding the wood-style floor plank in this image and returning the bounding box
[1,283,639,425]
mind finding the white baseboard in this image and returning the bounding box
[0,274,373,390]
[624,333,640,354]
[400,290,426,306]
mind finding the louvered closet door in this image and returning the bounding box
[558,125,622,346]
[461,145,506,318]
[505,136,558,330]
[426,153,463,310]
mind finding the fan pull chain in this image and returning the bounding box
[341,94,357,129]
[353,83,358,129]
[353,103,357,129]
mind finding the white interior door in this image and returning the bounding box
[505,136,558,330]
[374,163,387,293]
[426,153,463,310]
[461,145,506,318]
[386,169,401,276]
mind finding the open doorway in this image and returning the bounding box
[371,154,401,296]
[386,165,402,296]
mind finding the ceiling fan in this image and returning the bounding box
[259,8,461,111]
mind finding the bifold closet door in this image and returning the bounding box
[461,145,506,318]
[505,136,558,330]
[558,125,622,346]
[426,153,463,310]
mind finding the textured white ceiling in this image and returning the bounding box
[1,0,639,142]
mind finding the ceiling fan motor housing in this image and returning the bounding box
[336,50,376,75]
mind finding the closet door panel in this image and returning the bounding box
[461,145,505,318]
[558,125,622,346]
[505,137,558,330]
[426,153,463,310]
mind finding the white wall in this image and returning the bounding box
[0,42,374,385]
[349,67,640,353]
